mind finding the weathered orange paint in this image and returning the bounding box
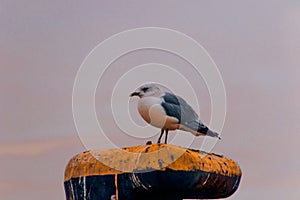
[65,144,241,181]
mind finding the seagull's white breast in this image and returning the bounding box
[138,96,179,130]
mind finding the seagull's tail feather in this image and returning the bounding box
[195,122,221,139]
[206,129,221,140]
[179,121,221,140]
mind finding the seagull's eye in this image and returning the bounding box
[141,87,149,92]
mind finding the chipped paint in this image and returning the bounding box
[114,174,119,200]
[83,177,86,199]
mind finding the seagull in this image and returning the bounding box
[130,82,221,144]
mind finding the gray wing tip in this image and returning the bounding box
[207,130,221,140]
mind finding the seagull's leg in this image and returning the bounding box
[158,129,164,143]
[164,129,169,144]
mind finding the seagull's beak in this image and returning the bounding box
[130,91,140,97]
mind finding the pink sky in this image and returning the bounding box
[1,1,300,199]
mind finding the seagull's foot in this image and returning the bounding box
[157,129,164,144]
[164,129,169,144]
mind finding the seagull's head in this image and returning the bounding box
[130,82,169,98]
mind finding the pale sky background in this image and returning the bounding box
[1,1,300,199]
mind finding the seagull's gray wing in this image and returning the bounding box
[161,92,208,133]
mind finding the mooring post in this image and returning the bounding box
[64,144,242,200]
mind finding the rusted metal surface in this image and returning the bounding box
[64,144,242,199]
